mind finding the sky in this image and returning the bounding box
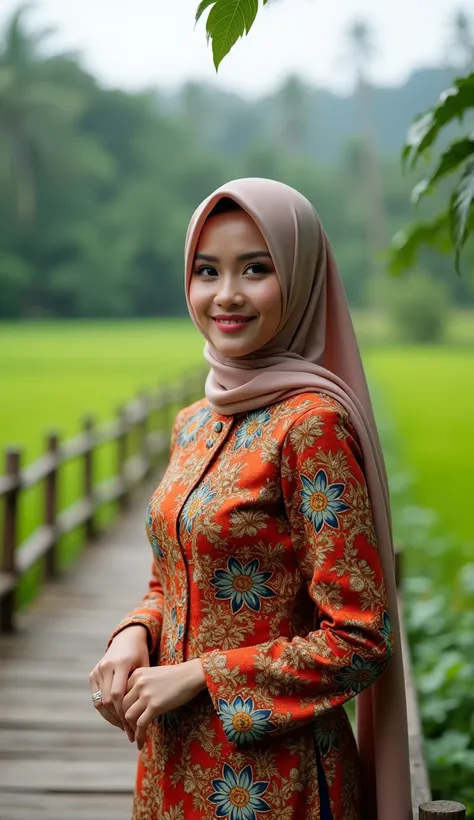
[0,0,460,97]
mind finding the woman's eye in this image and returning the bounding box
[245,263,270,275]
[195,265,217,277]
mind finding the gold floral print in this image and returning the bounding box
[108,394,393,820]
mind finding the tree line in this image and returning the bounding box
[0,5,473,321]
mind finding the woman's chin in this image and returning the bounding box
[209,333,256,359]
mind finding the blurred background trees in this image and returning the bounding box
[1,3,473,342]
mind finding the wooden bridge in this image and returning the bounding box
[0,374,467,819]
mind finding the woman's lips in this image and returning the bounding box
[212,317,255,333]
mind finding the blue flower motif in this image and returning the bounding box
[208,763,271,820]
[299,469,350,533]
[210,557,276,614]
[218,696,276,745]
[146,504,164,559]
[313,710,347,757]
[379,611,393,658]
[181,482,216,533]
[167,606,184,659]
[178,407,212,447]
[334,653,383,695]
[233,409,271,450]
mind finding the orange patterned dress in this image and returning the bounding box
[110,393,394,820]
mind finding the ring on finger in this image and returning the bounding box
[91,689,103,703]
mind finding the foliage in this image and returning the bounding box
[391,73,474,274]
[372,389,474,813]
[386,270,449,343]
[195,0,269,70]
[0,6,473,321]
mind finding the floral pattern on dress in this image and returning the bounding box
[233,409,271,450]
[299,469,350,532]
[210,557,276,613]
[108,394,394,820]
[181,482,216,533]
[208,763,271,820]
[178,407,212,446]
[218,696,276,744]
[146,504,165,559]
[334,653,386,695]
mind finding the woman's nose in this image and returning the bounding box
[214,277,244,306]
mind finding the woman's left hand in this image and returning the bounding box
[123,659,206,750]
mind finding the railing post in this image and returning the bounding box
[1,449,21,632]
[419,801,466,818]
[138,389,151,477]
[117,405,129,511]
[83,416,96,540]
[44,432,60,580]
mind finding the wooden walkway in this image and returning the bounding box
[0,479,159,820]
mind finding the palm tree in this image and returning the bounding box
[345,19,387,274]
[450,8,474,70]
[0,4,82,223]
[276,75,309,155]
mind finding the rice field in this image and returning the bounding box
[0,319,472,599]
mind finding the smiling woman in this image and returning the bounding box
[90,178,411,820]
[189,197,283,358]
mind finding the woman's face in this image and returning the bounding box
[189,209,282,358]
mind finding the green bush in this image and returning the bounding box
[388,270,449,344]
[374,393,474,813]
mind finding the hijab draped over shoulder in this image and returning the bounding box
[184,178,412,820]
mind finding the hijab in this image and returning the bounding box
[184,178,412,820]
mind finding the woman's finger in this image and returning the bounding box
[124,696,145,731]
[111,667,136,742]
[122,684,139,717]
[135,707,155,751]
[97,704,124,730]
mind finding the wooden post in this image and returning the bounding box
[117,405,129,511]
[83,416,96,540]
[1,449,21,632]
[419,801,466,819]
[44,432,60,580]
[139,389,151,476]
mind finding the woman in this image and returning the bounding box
[90,178,412,820]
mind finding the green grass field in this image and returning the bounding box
[1,320,472,600]
[365,346,474,549]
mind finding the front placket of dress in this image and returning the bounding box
[170,412,235,664]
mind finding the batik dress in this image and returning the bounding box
[109,393,394,820]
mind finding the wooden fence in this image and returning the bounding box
[0,369,467,819]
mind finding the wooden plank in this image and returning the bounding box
[0,571,15,599]
[0,793,133,820]
[21,454,56,489]
[16,527,55,573]
[0,476,162,819]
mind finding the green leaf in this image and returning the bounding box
[450,159,474,273]
[205,0,259,71]
[403,73,474,169]
[388,213,452,274]
[195,0,216,23]
[411,135,474,204]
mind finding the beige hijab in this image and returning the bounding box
[185,178,412,820]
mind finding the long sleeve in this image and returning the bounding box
[200,404,394,745]
[107,410,185,654]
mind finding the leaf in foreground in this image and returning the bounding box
[450,159,474,273]
[196,0,260,70]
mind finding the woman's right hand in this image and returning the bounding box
[89,625,150,741]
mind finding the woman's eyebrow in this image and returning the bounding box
[194,251,271,262]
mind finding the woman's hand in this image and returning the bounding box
[123,659,206,750]
[89,625,150,740]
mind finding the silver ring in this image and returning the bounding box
[91,690,103,703]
